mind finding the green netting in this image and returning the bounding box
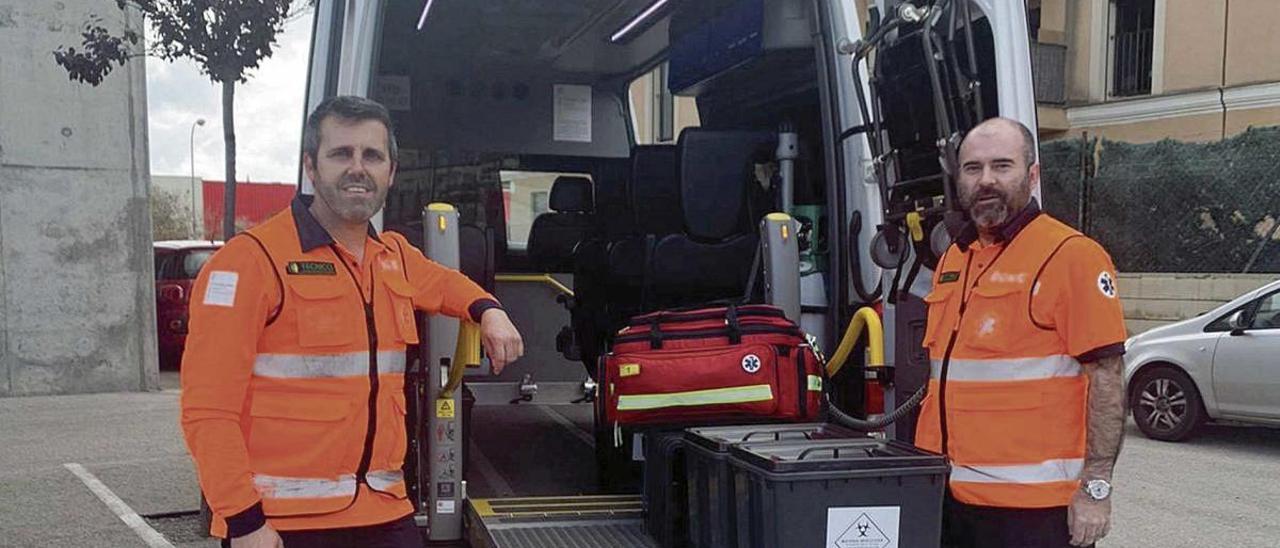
[1039,126,1280,273]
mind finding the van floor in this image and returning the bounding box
[464,403,602,498]
[461,403,656,548]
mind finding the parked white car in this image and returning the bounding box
[1124,278,1280,441]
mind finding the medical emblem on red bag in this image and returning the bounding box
[741,354,762,374]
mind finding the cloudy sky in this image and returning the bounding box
[146,10,314,184]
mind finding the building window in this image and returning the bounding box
[1111,0,1154,97]
[654,63,675,143]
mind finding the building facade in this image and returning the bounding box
[1033,0,1280,142]
[0,1,157,395]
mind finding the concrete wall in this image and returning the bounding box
[1120,273,1276,335]
[0,1,158,395]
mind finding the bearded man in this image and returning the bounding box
[915,117,1127,548]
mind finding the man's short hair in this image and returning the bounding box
[302,95,398,164]
[961,117,1037,168]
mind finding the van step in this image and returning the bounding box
[467,495,657,548]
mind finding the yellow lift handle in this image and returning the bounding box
[441,322,480,400]
[495,273,574,297]
[826,306,885,377]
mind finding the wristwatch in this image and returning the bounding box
[1081,479,1112,501]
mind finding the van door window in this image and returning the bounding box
[502,171,592,251]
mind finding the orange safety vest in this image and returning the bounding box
[915,208,1122,509]
[181,197,496,536]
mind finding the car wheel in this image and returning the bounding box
[1131,366,1205,442]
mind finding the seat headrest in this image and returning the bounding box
[550,176,593,213]
[630,145,681,235]
[677,129,777,241]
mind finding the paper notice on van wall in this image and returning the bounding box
[374,75,412,111]
[826,506,900,548]
[553,84,592,142]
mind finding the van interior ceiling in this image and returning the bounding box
[375,0,828,231]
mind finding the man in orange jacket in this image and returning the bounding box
[915,118,1126,548]
[181,95,524,548]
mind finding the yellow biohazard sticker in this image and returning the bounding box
[436,399,456,419]
[619,363,641,377]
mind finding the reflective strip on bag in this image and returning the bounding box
[807,375,823,391]
[253,468,405,499]
[615,384,774,411]
[950,458,1084,484]
[253,350,407,378]
[930,355,1082,382]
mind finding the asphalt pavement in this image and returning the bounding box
[1,372,1277,547]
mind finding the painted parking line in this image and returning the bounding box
[64,463,176,548]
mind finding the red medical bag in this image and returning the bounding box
[601,304,824,425]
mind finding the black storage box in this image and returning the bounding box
[642,429,689,547]
[683,423,862,548]
[730,439,948,548]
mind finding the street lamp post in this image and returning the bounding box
[190,118,206,239]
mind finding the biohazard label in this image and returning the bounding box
[826,506,899,548]
[436,399,456,418]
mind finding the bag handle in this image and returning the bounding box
[647,315,664,350]
[725,304,742,344]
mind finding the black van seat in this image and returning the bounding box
[527,176,594,273]
[647,129,777,306]
[606,145,680,292]
[459,224,496,292]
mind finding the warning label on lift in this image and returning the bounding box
[826,506,899,548]
[436,399,456,419]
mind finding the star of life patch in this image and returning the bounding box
[203,271,239,307]
[1097,271,1117,299]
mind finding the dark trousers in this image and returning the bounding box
[942,491,1093,548]
[221,514,421,548]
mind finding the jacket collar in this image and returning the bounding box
[291,194,382,252]
[955,198,1041,252]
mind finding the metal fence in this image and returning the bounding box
[1039,126,1280,273]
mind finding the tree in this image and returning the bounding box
[54,0,296,241]
[151,188,194,241]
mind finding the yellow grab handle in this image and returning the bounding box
[826,307,885,377]
[495,273,574,297]
[906,211,925,242]
[441,322,481,399]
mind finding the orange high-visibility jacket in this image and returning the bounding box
[180,197,499,538]
[915,204,1126,508]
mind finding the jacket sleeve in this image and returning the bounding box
[179,237,278,534]
[387,232,500,322]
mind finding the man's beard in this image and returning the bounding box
[316,173,386,224]
[961,178,1028,231]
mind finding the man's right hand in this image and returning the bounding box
[230,524,283,547]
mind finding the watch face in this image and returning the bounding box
[1086,480,1111,500]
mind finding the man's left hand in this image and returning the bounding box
[1067,490,1111,547]
[480,308,523,374]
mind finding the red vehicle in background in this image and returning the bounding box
[153,240,222,369]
